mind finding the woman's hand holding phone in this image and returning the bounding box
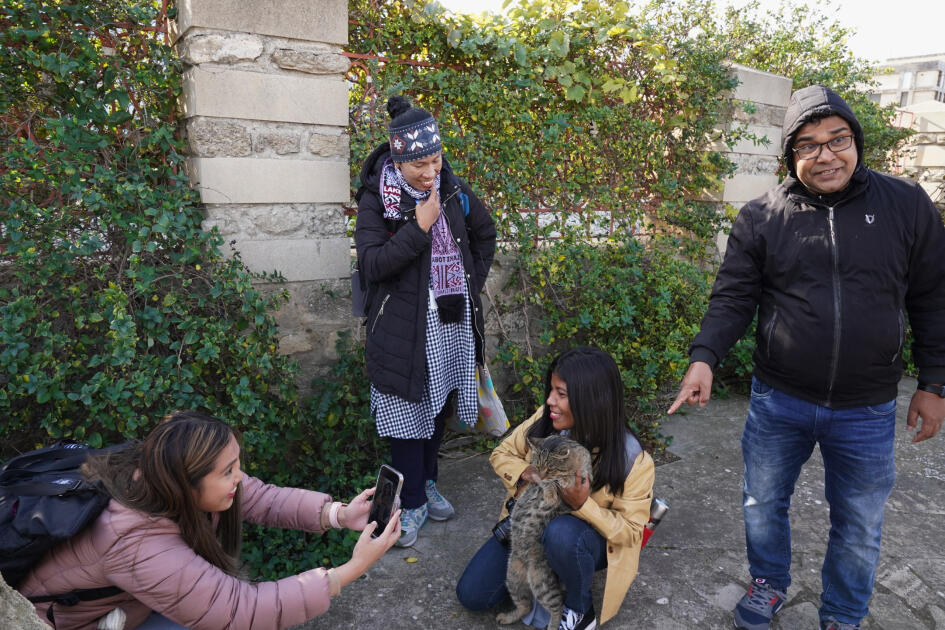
[331,510,402,591]
[352,509,402,567]
[368,465,403,537]
[340,487,375,531]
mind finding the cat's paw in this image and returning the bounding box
[496,611,522,625]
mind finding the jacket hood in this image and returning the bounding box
[356,142,391,199]
[781,84,864,177]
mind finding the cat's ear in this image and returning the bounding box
[526,436,542,452]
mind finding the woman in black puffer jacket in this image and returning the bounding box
[354,96,496,547]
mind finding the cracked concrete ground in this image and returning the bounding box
[298,376,945,629]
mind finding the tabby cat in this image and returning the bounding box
[496,435,593,630]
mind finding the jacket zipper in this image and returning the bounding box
[441,184,462,205]
[371,293,390,335]
[826,206,842,406]
[787,179,868,406]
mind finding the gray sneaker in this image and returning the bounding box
[733,578,786,630]
[395,504,428,547]
[822,618,860,630]
[424,480,455,520]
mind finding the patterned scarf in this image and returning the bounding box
[380,160,465,306]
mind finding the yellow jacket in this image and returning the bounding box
[489,408,655,625]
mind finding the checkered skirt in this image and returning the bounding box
[371,280,478,439]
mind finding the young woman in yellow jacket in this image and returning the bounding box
[456,347,655,629]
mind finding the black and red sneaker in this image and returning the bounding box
[733,578,786,630]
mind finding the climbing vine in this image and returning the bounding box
[0,0,317,519]
[348,0,742,446]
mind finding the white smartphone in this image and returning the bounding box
[368,464,403,537]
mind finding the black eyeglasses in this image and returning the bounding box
[792,134,854,160]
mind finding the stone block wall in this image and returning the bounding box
[173,3,798,388]
[174,0,354,384]
[715,64,793,254]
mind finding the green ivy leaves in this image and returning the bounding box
[0,1,304,507]
[347,0,753,451]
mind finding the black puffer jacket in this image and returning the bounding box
[354,144,496,402]
[690,88,945,408]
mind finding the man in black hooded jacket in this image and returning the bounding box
[668,85,945,630]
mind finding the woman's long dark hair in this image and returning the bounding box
[83,410,243,575]
[527,346,636,495]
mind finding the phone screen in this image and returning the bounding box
[368,464,403,537]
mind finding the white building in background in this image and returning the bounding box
[869,53,945,210]
[897,99,945,211]
[870,53,945,108]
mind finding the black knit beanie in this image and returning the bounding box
[387,96,442,162]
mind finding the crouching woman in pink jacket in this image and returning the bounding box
[18,410,401,630]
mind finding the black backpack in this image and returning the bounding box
[0,442,124,613]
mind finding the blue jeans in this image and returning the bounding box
[742,377,896,626]
[456,514,607,615]
[136,612,188,629]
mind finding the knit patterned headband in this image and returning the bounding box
[389,116,442,163]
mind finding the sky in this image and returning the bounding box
[437,0,945,64]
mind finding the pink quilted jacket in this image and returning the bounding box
[19,475,334,629]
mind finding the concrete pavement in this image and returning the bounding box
[300,377,945,629]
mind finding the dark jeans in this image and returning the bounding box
[390,391,455,509]
[456,514,607,614]
[137,612,188,629]
[742,377,896,626]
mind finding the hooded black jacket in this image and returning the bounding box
[354,143,496,402]
[690,85,945,408]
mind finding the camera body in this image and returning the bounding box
[491,496,517,545]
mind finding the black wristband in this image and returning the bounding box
[917,382,945,398]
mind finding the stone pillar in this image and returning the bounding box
[715,64,793,253]
[173,0,352,383]
[0,574,46,630]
